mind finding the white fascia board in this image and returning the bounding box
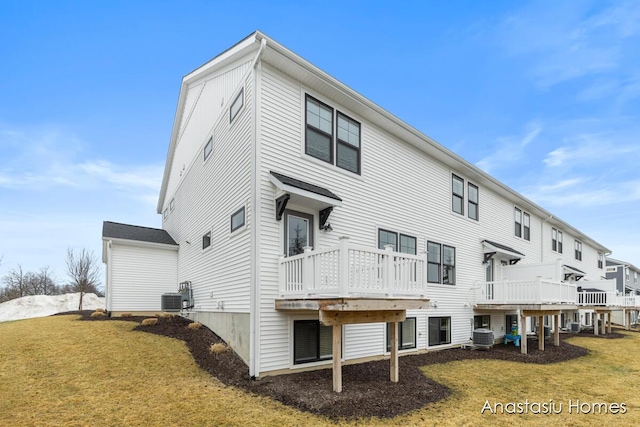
[101,237,179,251]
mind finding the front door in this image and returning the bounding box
[284,210,314,256]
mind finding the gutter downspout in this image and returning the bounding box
[542,215,553,263]
[249,36,267,379]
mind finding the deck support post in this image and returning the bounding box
[390,321,399,382]
[601,312,606,335]
[332,324,342,393]
[594,311,599,336]
[520,311,527,354]
[626,310,631,331]
[538,315,544,351]
[553,314,560,347]
[607,312,612,334]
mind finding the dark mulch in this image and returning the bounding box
[67,311,617,420]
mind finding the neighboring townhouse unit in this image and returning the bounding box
[102,32,638,391]
[607,257,640,325]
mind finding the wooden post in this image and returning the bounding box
[520,311,527,354]
[390,321,399,382]
[601,312,607,335]
[332,324,342,393]
[553,314,560,347]
[538,315,544,351]
[607,312,612,334]
[594,312,599,336]
[626,310,631,331]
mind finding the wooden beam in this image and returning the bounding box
[594,311,599,336]
[390,321,399,383]
[319,310,406,326]
[332,324,342,393]
[601,312,606,335]
[553,314,560,347]
[522,310,562,317]
[275,298,429,311]
[607,312,612,334]
[626,310,631,331]
[538,316,544,351]
[520,311,527,355]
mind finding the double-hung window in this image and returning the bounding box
[574,240,582,261]
[523,212,530,241]
[597,252,603,269]
[202,231,211,250]
[552,228,558,251]
[557,230,563,253]
[427,241,455,285]
[452,174,464,215]
[514,208,522,238]
[305,95,361,174]
[468,183,479,220]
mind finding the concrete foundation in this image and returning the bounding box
[184,311,250,365]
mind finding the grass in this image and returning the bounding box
[1,316,639,426]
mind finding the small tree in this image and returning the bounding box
[1,265,27,301]
[65,248,101,310]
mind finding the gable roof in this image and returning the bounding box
[157,31,611,254]
[102,221,177,246]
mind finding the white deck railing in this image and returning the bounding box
[473,279,577,305]
[279,237,427,298]
[622,295,640,307]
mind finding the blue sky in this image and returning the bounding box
[1,1,639,284]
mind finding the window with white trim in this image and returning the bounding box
[515,207,522,238]
[523,212,530,241]
[203,137,213,161]
[230,207,245,233]
[474,315,490,330]
[293,320,332,364]
[378,229,416,255]
[305,95,361,174]
[452,174,464,215]
[427,241,455,285]
[597,252,603,269]
[163,208,168,220]
[552,228,564,253]
[574,240,582,261]
[428,317,451,346]
[386,317,416,351]
[514,207,530,241]
[230,88,244,123]
[202,231,211,250]
[468,182,479,220]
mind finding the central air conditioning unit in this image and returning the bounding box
[568,322,581,333]
[161,293,183,312]
[473,328,494,348]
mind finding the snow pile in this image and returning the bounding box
[0,293,105,323]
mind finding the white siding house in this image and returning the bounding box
[103,32,637,388]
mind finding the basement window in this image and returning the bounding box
[293,320,332,364]
[474,315,490,329]
[428,317,451,346]
[386,317,416,351]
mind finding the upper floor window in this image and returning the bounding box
[305,95,360,174]
[468,183,479,220]
[203,137,213,161]
[552,228,563,253]
[452,174,464,215]
[231,207,245,232]
[634,271,638,284]
[626,267,630,281]
[597,252,603,269]
[427,241,456,285]
[523,212,530,241]
[514,208,522,238]
[574,240,582,261]
[202,231,211,250]
[230,88,244,123]
[514,207,530,241]
[170,198,175,212]
[163,208,168,220]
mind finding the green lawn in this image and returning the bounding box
[1,315,638,426]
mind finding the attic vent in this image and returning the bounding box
[161,293,182,312]
[472,328,494,348]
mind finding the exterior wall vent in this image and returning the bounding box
[161,293,183,312]
[472,328,494,347]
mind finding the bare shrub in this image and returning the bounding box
[120,313,132,318]
[187,322,202,330]
[158,313,175,319]
[209,343,228,354]
[95,308,106,313]
[141,318,158,326]
[90,311,105,318]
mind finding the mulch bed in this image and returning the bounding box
[68,311,624,420]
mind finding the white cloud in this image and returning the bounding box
[475,123,541,174]
[543,135,638,168]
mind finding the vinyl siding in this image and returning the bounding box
[109,243,178,312]
[163,65,254,314]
